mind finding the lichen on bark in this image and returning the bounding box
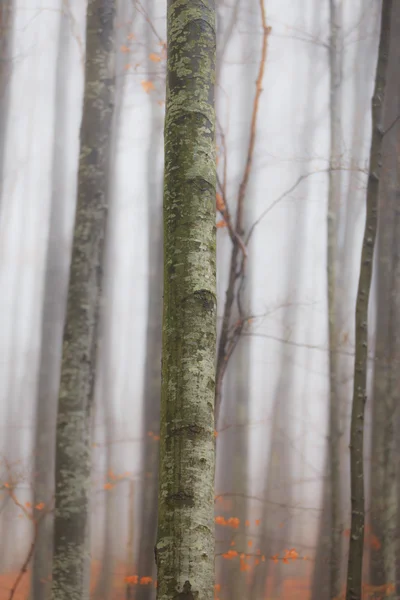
[156,1,217,599]
[51,2,115,600]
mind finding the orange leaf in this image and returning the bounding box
[4,483,10,489]
[227,517,239,529]
[222,550,238,560]
[25,502,32,509]
[149,53,161,62]
[214,430,218,437]
[120,45,130,53]
[104,483,113,490]
[282,558,289,564]
[216,193,225,212]
[247,540,253,548]
[272,555,279,563]
[140,577,152,585]
[216,220,227,229]
[255,519,261,526]
[35,502,45,510]
[214,584,221,592]
[141,80,155,94]
[125,575,138,585]
[215,516,226,526]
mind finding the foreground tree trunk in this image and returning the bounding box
[155,1,217,598]
[51,2,116,599]
[345,3,392,600]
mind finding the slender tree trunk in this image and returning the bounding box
[136,3,164,593]
[51,2,116,599]
[345,3,392,600]
[155,1,217,598]
[370,7,400,595]
[32,9,72,600]
[326,2,343,597]
[0,0,13,197]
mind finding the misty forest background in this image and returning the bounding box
[0,0,399,599]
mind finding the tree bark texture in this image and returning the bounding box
[51,2,115,600]
[345,3,392,600]
[155,1,217,598]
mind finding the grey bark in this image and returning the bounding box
[51,2,116,600]
[155,0,217,598]
[345,3,392,600]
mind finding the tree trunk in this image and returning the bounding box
[32,9,74,600]
[326,1,343,597]
[51,2,116,599]
[0,0,13,198]
[155,1,217,598]
[370,5,400,594]
[136,2,164,593]
[345,3,392,600]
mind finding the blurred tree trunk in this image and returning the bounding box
[136,2,164,595]
[345,3,392,600]
[155,0,216,598]
[370,4,400,595]
[32,9,72,600]
[326,1,343,597]
[250,388,292,600]
[0,0,13,194]
[51,1,116,599]
[92,1,131,596]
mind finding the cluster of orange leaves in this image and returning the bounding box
[124,575,155,587]
[147,430,160,441]
[215,515,261,528]
[216,193,227,229]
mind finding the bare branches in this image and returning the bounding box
[215,0,271,424]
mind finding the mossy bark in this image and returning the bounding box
[345,3,392,600]
[156,1,217,599]
[51,2,115,600]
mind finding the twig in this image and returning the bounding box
[215,0,271,424]
[8,522,38,600]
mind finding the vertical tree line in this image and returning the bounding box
[51,2,116,599]
[346,3,392,600]
[155,1,217,598]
